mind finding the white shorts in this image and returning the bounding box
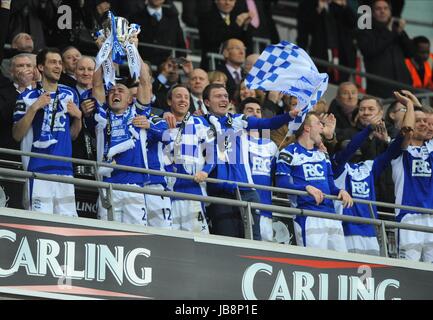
[172,200,209,234]
[260,216,273,242]
[294,216,347,252]
[98,185,147,226]
[29,178,77,217]
[145,184,172,229]
[398,214,433,263]
[345,235,380,256]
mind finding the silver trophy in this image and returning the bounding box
[96,11,141,83]
[100,13,138,48]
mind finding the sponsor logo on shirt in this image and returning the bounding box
[303,163,325,181]
[351,181,370,198]
[252,156,271,175]
[412,160,432,177]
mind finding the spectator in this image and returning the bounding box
[385,98,409,138]
[426,110,433,141]
[81,0,111,38]
[240,97,279,241]
[188,68,209,115]
[217,38,247,101]
[0,1,16,161]
[404,36,433,90]
[276,111,353,251]
[130,0,186,68]
[7,0,53,51]
[0,53,33,162]
[235,0,280,46]
[43,0,94,54]
[59,46,82,88]
[357,0,413,98]
[297,0,339,81]
[329,81,359,139]
[203,83,298,240]
[12,48,82,215]
[208,70,228,86]
[11,32,34,53]
[164,84,213,233]
[313,99,329,115]
[238,80,257,101]
[181,0,213,28]
[198,0,253,70]
[329,0,358,83]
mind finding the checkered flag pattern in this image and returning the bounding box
[246,41,329,134]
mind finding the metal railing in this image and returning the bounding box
[1,147,433,259]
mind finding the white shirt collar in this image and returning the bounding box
[75,84,88,95]
[14,82,32,93]
[191,94,208,114]
[157,73,169,87]
[220,12,229,19]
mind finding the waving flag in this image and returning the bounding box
[245,41,328,134]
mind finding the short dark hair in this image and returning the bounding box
[238,97,261,114]
[202,83,226,102]
[36,47,61,67]
[385,100,400,124]
[167,83,190,101]
[413,36,430,47]
[61,46,80,57]
[358,95,384,110]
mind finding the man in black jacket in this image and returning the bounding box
[0,0,23,161]
[216,38,246,101]
[198,0,253,70]
[357,0,413,98]
[129,0,186,68]
[329,81,359,140]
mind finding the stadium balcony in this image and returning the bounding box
[1,148,433,300]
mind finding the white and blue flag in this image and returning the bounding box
[245,41,328,134]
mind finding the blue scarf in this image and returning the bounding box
[95,103,141,177]
[33,88,61,149]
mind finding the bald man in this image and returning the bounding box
[11,33,34,53]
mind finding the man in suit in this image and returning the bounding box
[188,68,209,115]
[216,38,246,101]
[198,0,253,70]
[235,0,280,45]
[129,0,186,68]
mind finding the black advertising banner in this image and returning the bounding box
[0,210,433,300]
[0,178,98,219]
